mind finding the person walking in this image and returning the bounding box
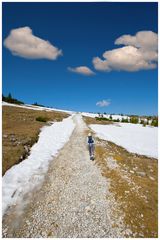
[87,133,95,160]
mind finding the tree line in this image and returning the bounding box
[2,93,24,105]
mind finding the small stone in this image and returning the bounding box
[139,233,144,237]
[137,172,146,177]
[3,134,8,138]
[125,228,132,236]
[35,234,42,238]
[85,206,91,212]
[41,231,47,237]
[149,176,155,181]
[26,220,30,225]
[130,170,134,174]
[10,137,16,142]
[133,167,138,170]
[3,228,8,233]
[24,145,29,152]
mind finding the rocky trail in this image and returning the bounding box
[2,115,131,237]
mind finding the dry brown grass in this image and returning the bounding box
[95,139,158,238]
[2,106,69,175]
[83,116,113,125]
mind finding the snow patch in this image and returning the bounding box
[90,123,158,158]
[2,116,75,216]
[2,101,74,114]
[82,112,129,120]
[82,112,98,118]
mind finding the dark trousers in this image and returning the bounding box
[88,143,94,156]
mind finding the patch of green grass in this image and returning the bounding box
[36,116,49,122]
[83,116,113,125]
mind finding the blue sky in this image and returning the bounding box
[2,2,158,115]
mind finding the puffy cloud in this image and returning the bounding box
[68,66,95,76]
[115,31,158,50]
[4,26,62,60]
[93,31,158,72]
[93,57,111,72]
[96,99,111,107]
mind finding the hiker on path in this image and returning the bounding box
[87,133,95,160]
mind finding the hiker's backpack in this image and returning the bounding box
[88,136,94,144]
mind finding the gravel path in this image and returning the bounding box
[3,114,127,238]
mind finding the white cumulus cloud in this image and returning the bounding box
[115,30,158,50]
[4,26,62,60]
[93,30,158,72]
[96,100,111,107]
[68,66,95,76]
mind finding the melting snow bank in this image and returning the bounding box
[90,123,158,159]
[2,101,74,114]
[2,115,75,216]
[82,112,129,120]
